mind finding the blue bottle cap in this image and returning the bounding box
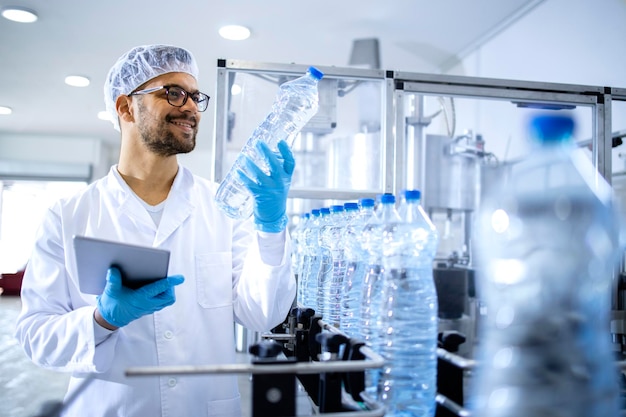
[308,66,324,81]
[321,207,331,215]
[403,189,421,201]
[311,209,321,216]
[530,114,575,143]
[330,205,344,212]
[381,194,395,204]
[359,198,375,208]
[344,202,359,211]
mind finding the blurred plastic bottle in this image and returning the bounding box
[299,209,321,307]
[340,198,376,336]
[215,66,324,219]
[318,205,347,326]
[470,114,623,417]
[315,207,332,314]
[292,212,310,301]
[360,193,401,397]
[379,189,439,416]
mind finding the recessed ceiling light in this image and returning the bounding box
[0,106,12,115]
[97,111,111,121]
[1,7,38,23]
[65,75,90,87]
[218,25,251,41]
[231,84,242,95]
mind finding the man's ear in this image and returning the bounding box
[116,95,135,125]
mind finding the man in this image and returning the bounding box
[14,44,296,416]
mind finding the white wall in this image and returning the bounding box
[446,0,626,170]
[451,0,626,87]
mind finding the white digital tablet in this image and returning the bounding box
[73,235,170,295]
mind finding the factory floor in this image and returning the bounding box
[1,295,312,417]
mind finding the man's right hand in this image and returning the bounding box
[95,267,184,329]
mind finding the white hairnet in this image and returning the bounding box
[104,44,199,131]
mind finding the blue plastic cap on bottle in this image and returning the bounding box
[359,198,375,208]
[530,114,575,143]
[381,194,395,204]
[404,189,421,201]
[330,205,344,212]
[308,66,324,81]
[344,202,359,211]
[321,207,331,215]
[311,209,321,217]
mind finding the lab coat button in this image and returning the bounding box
[168,378,177,387]
[164,330,173,339]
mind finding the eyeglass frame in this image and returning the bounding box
[128,84,210,112]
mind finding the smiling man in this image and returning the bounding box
[14,45,296,417]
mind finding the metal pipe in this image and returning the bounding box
[436,348,476,370]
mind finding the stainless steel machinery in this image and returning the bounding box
[210,59,626,415]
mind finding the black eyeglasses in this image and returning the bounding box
[129,85,210,112]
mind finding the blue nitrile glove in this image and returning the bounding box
[96,267,185,328]
[238,140,295,233]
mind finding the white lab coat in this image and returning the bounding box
[14,165,296,417]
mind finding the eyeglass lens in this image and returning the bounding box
[166,86,209,112]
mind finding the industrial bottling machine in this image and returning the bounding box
[115,60,626,416]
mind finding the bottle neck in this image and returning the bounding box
[379,203,400,222]
[402,200,422,222]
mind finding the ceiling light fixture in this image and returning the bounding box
[0,106,12,115]
[65,75,90,87]
[218,25,251,41]
[1,6,38,23]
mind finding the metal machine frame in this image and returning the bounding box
[213,59,617,203]
[390,71,613,195]
[213,59,391,202]
[205,60,625,416]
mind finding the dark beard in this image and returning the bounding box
[137,101,197,157]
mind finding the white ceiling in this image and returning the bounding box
[0,0,543,150]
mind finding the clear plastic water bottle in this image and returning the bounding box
[299,209,321,308]
[318,205,347,326]
[292,212,310,301]
[340,198,376,336]
[379,189,439,417]
[215,66,324,219]
[470,114,623,417]
[360,193,401,397]
[316,207,332,314]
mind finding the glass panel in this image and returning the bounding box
[222,70,386,205]
[401,91,594,264]
[611,98,626,238]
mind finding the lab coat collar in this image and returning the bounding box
[107,165,195,247]
[155,166,195,246]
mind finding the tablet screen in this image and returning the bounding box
[73,235,170,295]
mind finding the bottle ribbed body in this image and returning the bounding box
[315,208,331,314]
[292,213,309,303]
[340,199,375,336]
[359,195,401,396]
[379,192,439,417]
[318,205,348,327]
[299,209,322,308]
